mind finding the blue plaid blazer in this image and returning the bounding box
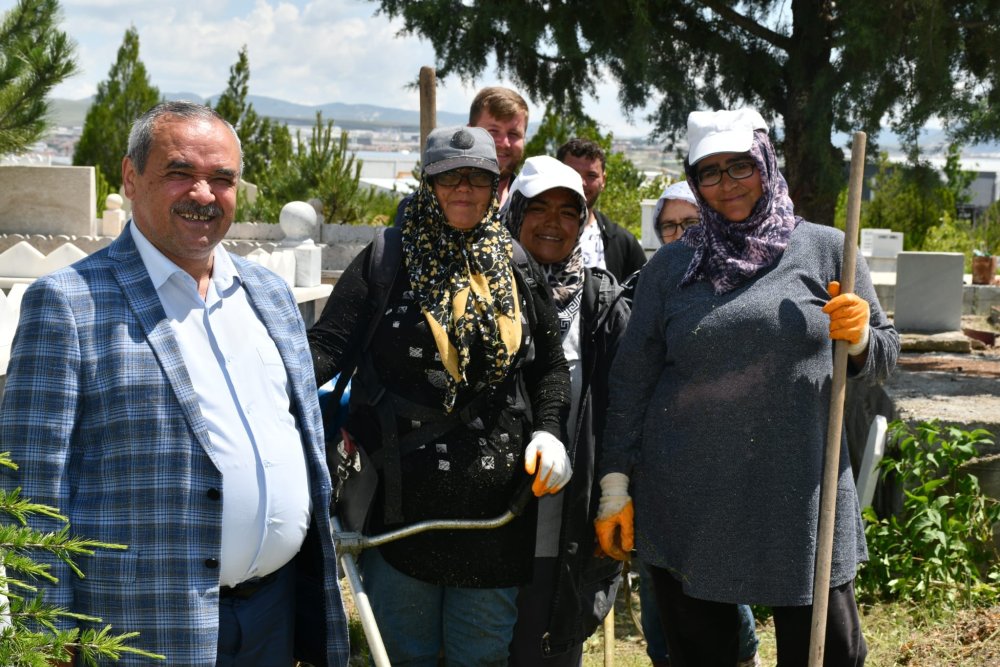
[0,226,349,666]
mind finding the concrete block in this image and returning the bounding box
[893,252,964,333]
[292,244,323,287]
[226,222,284,242]
[245,248,295,287]
[0,166,96,237]
[968,284,1000,316]
[640,198,659,251]
[0,241,87,280]
[320,223,379,246]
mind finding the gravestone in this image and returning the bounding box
[893,251,964,333]
[0,166,97,236]
[861,228,904,273]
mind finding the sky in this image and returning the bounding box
[32,0,658,137]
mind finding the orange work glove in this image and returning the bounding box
[594,472,634,561]
[524,431,572,496]
[822,281,870,355]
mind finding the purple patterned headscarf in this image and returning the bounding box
[680,129,801,294]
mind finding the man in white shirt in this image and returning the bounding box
[0,101,348,666]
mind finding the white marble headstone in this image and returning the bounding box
[893,251,965,333]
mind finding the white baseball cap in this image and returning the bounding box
[687,108,768,165]
[510,155,586,201]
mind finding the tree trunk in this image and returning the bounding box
[781,0,842,226]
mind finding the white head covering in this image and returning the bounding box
[653,180,698,221]
[686,108,768,165]
[510,155,586,201]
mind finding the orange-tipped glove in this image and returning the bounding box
[594,472,633,561]
[822,281,870,356]
[524,431,572,497]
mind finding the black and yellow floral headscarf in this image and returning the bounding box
[400,177,522,412]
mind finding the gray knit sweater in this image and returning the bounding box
[599,221,899,606]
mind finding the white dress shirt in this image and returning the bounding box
[131,223,311,587]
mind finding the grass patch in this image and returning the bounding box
[579,583,1000,666]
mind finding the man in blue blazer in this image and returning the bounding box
[0,101,349,666]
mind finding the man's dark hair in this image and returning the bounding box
[557,138,606,171]
[127,100,242,176]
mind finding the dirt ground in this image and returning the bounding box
[897,348,1000,377]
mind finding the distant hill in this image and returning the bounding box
[49,93,470,131]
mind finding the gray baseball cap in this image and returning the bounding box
[423,126,500,176]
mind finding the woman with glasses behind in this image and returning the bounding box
[309,126,571,665]
[653,181,701,246]
[594,108,898,666]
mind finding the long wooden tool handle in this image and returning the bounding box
[808,130,866,667]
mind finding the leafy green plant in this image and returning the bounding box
[239,111,399,225]
[0,452,164,665]
[857,421,1000,610]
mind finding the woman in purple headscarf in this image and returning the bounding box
[593,108,899,666]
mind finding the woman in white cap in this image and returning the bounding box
[309,126,571,665]
[594,109,899,666]
[503,155,629,666]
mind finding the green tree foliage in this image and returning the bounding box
[212,45,277,185]
[371,0,1000,227]
[857,421,1000,610]
[0,452,164,664]
[862,144,976,253]
[524,105,664,237]
[0,0,77,156]
[972,201,1000,256]
[241,112,399,225]
[862,153,953,252]
[73,26,160,190]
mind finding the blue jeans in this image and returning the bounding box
[637,560,759,662]
[360,547,519,666]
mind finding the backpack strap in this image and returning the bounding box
[328,226,403,408]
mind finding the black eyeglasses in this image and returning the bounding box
[696,161,756,187]
[659,218,700,237]
[434,169,494,188]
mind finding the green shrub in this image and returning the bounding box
[0,452,164,664]
[857,421,1000,610]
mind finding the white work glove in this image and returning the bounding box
[524,430,572,497]
[594,472,633,561]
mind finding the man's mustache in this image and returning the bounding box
[172,201,224,218]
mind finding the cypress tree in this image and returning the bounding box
[73,26,160,190]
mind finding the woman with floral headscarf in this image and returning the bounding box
[308,127,570,665]
[594,109,899,666]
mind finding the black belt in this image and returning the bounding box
[220,570,279,600]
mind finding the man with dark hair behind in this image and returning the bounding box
[558,138,647,281]
[469,86,529,204]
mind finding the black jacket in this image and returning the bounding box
[593,210,647,282]
[543,267,630,656]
